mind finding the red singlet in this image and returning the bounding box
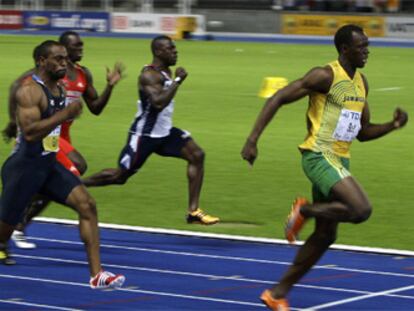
[60,64,87,143]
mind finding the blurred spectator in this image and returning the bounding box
[386,0,400,12]
[283,0,297,10]
[355,0,374,12]
[308,0,355,12]
[310,0,327,11]
[373,0,387,12]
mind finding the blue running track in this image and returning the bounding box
[0,221,413,310]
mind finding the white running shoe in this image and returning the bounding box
[90,270,125,289]
[11,231,37,249]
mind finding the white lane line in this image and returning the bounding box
[374,87,402,92]
[303,284,414,310]
[34,217,414,257]
[0,298,83,311]
[0,274,264,308]
[30,237,288,264]
[10,254,414,300]
[28,237,414,279]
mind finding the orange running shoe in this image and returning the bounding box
[285,197,309,244]
[260,289,290,311]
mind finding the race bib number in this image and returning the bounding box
[42,126,61,152]
[332,109,361,142]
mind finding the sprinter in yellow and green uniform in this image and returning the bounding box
[299,59,366,202]
[242,24,408,311]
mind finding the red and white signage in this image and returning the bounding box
[0,10,22,29]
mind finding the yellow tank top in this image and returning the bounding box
[299,60,366,158]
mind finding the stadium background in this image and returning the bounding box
[0,0,413,252]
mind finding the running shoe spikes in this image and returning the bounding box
[285,197,309,244]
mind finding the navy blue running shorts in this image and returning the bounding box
[118,127,192,173]
[0,153,81,225]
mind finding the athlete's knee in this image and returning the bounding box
[77,197,97,219]
[74,159,87,176]
[350,204,372,224]
[113,170,130,185]
[77,161,88,176]
[191,148,205,165]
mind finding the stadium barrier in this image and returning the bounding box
[2,9,414,41]
[22,11,110,32]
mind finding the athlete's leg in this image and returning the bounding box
[301,176,372,223]
[67,149,87,176]
[0,221,16,265]
[271,177,371,300]
[15,194,49,231]
[60,138,86,175]
[180,139,205,213]
[156,128,218,224]
[0,221,14,245]
[65,184,101,276]
[1,154,49,261]
[270,218,338,299]
[84,133,156,187]
[13,149,81,247]
[12,194,49,249]
[43,163,124,288]
[83,168,131,187]
[299,151,372,224]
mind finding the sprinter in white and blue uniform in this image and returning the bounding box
[84,35,219,225]
[117,64,191,171]
[0,40,126,290]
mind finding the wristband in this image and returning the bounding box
[174,77,182,84]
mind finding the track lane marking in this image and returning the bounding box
[7,254,414,300]
[27,236,414,279]
[0,273,266,308]
[304,284,414,310]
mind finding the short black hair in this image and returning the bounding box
[59,30,80,46]
[334,24,364,53]
[35,40,62,62]
[151,35,172,54]
[32,44,41,67]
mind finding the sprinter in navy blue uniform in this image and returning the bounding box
[83,35,219,225]
[0,40,125,289]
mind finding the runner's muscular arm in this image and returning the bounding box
[139,70,181,110]
[241,66,332,165]
[16,83,82,142]
[357,74,408,142]
[2,69,35,142]
[82,62,124,115]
